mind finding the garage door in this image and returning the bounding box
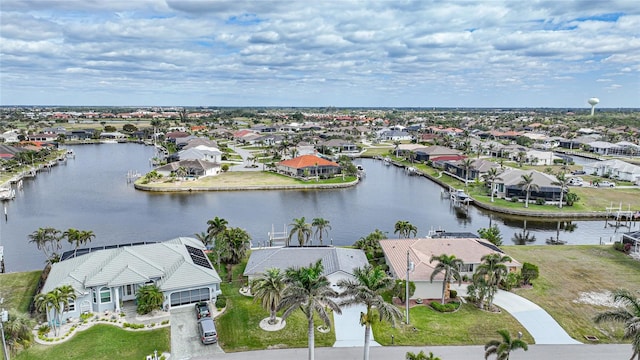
[170,288,210,306]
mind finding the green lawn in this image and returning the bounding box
[214,260,335,352]
[0,271,41,312]
[503,245,640,343]
[372,303,533,345]
[15,325,170,360]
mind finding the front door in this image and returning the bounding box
[122,284,137,301]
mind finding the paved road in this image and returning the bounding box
[192,344,630,360]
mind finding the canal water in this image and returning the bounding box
[1,143,634,272]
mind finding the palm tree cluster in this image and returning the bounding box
[2,310,35,356]
[287,217,333,247]
[466,253,512,310]
[394,220,417,238]
[34,285,77,336]
[28,227,95,264]
[198,217,251,282]
[353,229,387,265]
[251,262,400,360]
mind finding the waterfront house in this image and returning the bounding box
[583,159,640,183]
[155,159,221,178]
[493,168,564,202]
[443,158,499,181]
[243,247,368,291]
[40,237,222,323]
[276,154,341,178]
[414,146,462,162]
[379,238,521,301]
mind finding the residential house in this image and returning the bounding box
[155,159,220,178]
[414,146,462,162]
[1,130,21,143]
[443,158,499,181]
[27,133,58,142]
[379,130,413,141]
[493,168,564,202]
[276,154,341,178]
[177,146,222,164]
[99,132,126,140]
[40,237,222,323]
[379,238,521,300]
[319,139,359,154]
[582,159,640,183]
[243,247,369,291]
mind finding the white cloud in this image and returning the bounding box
[1,0,639,107]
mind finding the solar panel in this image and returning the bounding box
[185,245,213,269]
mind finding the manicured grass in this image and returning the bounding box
[14,324,170,360]
[215,260,336,352]
[361,146,393,157]
[503,245,640,343]
[0,271,41,312]
[372,303,533,345]
[139,171,357,189]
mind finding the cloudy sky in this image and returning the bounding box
[1,0,638,108]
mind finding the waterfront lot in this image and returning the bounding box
[504,245,640,343]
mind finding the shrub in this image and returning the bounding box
[449,289,458,299]
[501,272,522,291]
[430,301,460,312]
[215,295,227,309]
[80,312,92,322]
[510,197,519,203]
[392,280,416,303]
[535,198,545,205]
[38,325,50,336]
[521,262,539,285]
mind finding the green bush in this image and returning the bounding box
[430,301,460,312]
[510,197,519,203]
[215,295,227,309]
[38,325,51,336]
[449,289,458,299]
[521,262,539,285]
[535,198,545,205]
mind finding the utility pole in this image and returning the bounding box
[1,307,9,360]
[405,250,413,325]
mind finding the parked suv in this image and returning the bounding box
[568,177,583,186]
[596,180,616,188]
[198,317,218,345]
[195,301,211,319]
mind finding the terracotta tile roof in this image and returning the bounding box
[278,155,339,169]
[380,238,521,282]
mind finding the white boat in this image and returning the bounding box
[101,139,118,144]
[0,187,15,201]
[383,157,392,166]
[66,149,75,158]
[452,189,470,201]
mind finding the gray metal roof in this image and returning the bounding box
[42,237,221,294]
[243,247,368,277]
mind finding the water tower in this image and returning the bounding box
[588,97,599,116]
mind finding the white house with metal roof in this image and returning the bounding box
[40,237,221,323]
[243,247,368,291]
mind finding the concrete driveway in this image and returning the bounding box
[170,305,224,360]
[333,304,380,347]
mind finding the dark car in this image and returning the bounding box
[195,301,211,319]
[571,170,586,175]
[197,317,218,345]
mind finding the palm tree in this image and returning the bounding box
[278,260,342,360]
[28,227,63,264]
[394,220,417,239]
[288,217,312,247]
[552,172,570,209]
[251,268,286,325]
[406,351,441,360]
[64,228,95,251]
[517,173,539,208]
[3,310,35,356]
[476,253,512,309]
[393,140,401,157]
[594,289,640,360]
[217,227,251,282]
[484,329,528,359]
[136,284,164,315]
[430,254,464,304]
[460,158,474,186]
[482,167,502,203]
[516,151,527,167]
[338,265,402,360]
[311,217,331,246]
[194,231,212,248]
[34,291,59,336]
[206,216,228,240]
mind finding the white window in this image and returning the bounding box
[67,298,76,312]
[100,287,111,303]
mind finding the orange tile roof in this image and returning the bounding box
[278,155,339,169]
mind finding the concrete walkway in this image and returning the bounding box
[452,285,581,345]
[332,304,380,347]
